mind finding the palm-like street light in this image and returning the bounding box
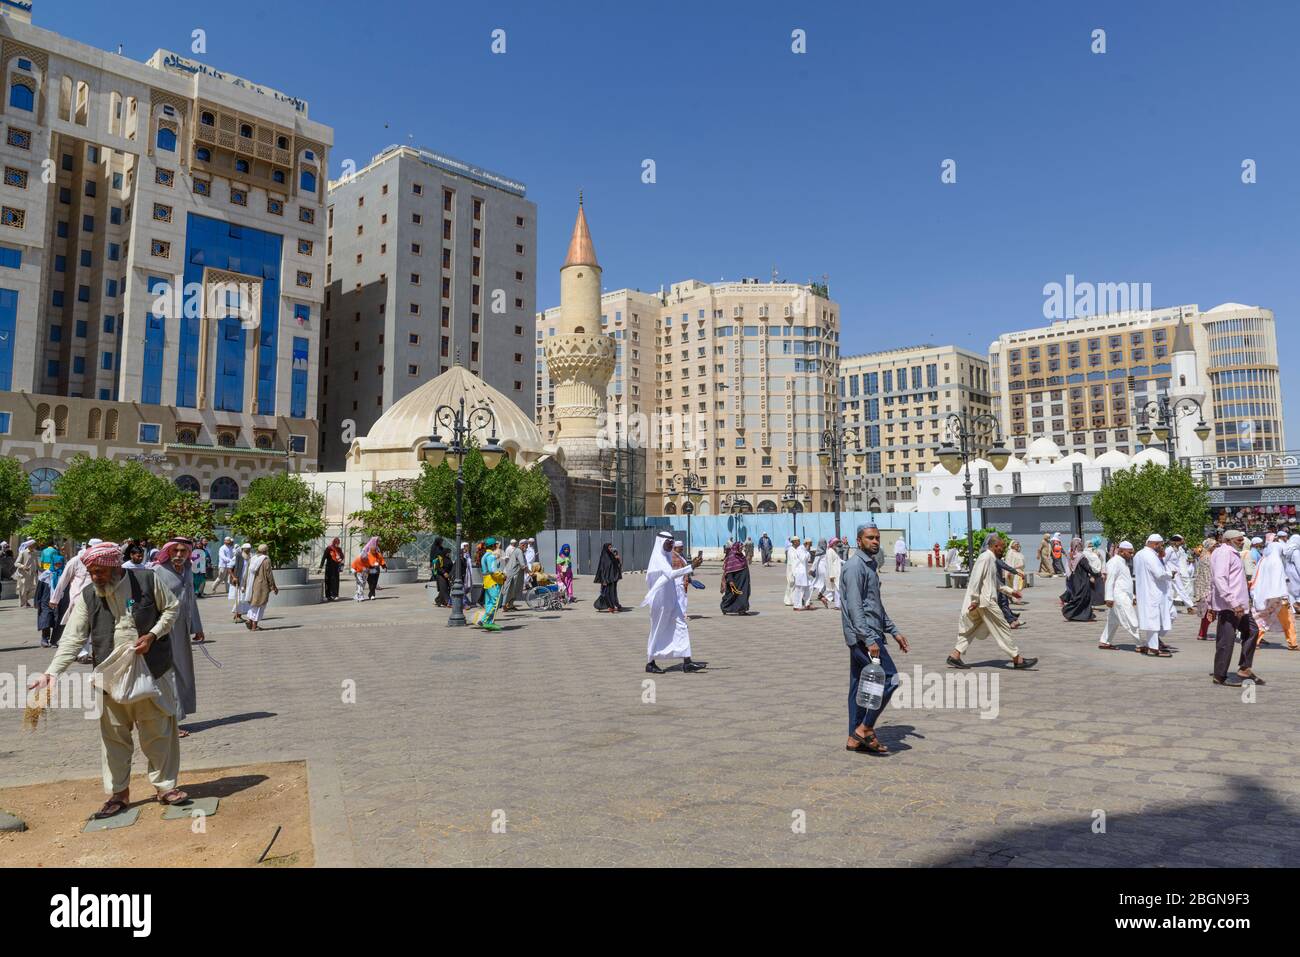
[936,411,1012,566]
[421,396,506,626]
[1135,395,1211,457]
[816,422,867,545]
[780,477,812,537]
[665,472,704,553]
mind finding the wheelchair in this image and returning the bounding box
[525,584,566,611]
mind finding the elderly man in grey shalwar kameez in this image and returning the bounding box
[152,538,204,735]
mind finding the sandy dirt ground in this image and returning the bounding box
[0,760,313,867]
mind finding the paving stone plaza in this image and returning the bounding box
[4,560,1299,867]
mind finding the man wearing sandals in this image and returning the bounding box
[27,540,187,818]
[1134,534,1175,658]
[948,535,1037,671]
[840,523,910,755]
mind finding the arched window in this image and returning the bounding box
[664,502,677,515]
[195,147,211,162]
[104,409,119,439]
[28,467,61,495]
[239,124,252,139]
[8,83,33,112]
[53,405,68,436]
[156,126,176,151]
[200,111,215,126]
[174,474,200,494]
[210,476,239,501]
[34,402,49,435]
[299,170,316,193]
[756,499,778,513]
[87,407,101,438]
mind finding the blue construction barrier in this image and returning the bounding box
[643,510,980,552]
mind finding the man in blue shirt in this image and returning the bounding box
[840,523,910,755]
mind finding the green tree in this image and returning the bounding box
[349,484,424,555]
[0,455,31,542]
[413,449,549,542]
[228,473,325,567]
[945,527,1007,569]
[49,455,178,543]
[1091,462,1210,546]
[17,511,61,547]
[150,492,217,543]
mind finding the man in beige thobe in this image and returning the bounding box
[28,541,186,819]
[948,536,1038,670]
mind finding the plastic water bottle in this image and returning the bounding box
[855,657,887,710]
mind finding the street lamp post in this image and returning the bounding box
[780,477,810,538]
[666,472,703,554]
[936,412,1012,567]
[1135,395,1211,461]
[420,396,507,626]
[817,423,866,545]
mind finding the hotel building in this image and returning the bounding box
[537,277,842,515]
[0,2,332,504]
[988,303,1284,461]
[320,145,536,471]
[839,345,993,511]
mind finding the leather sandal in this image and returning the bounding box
[157,789,189,805]
[93,797,129,819]
[850,729,890,755]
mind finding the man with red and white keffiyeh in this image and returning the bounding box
[28,540,186,820]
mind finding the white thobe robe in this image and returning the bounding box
[1165,546,1193,606]
[1100,554,1138,645]
[825,548,843,608]
[791,545,811,607]
[1133,546,1172,649]
[644,562,695,660]
[783,544,798,605]
[955,550,1020,659]
[811,554,829,598]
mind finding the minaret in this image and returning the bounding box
[1168,316,1207,460]
[544,195,616,480]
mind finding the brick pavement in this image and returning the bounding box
[3,560,1299,867]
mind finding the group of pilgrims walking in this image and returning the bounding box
[1038,527,1292,684]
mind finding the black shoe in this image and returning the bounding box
[645,661,665,674]
[1012,656,1039,669]
[946,655,970,669]
[682,661,708,673]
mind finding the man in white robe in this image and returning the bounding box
[791,539,813,610]
[233,543,252,619]
[948,535,1036,669]
[524,538,537,568]
[1133,534,1173,655]
[1099,541,1139,649]
[825,538,844,609]
[810,541,831,608]
[643,532,704,673]
[1164,535,1194,610]
[894,535,909,573]
[784,537,800,605]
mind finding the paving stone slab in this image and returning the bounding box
[83,807,140,832]
[161,796,220,820]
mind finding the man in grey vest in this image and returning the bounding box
[28,541,184,819]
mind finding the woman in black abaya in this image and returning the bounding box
[1060,537,1098,622]
[720,541,751,615]
[593,543,623,612]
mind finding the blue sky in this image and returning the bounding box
[46,0,1300,427]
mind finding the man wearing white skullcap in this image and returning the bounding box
[783,536,799,606]
[1099,541,1139,649]
[1133,534,1173,656]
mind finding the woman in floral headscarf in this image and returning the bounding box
[720,541,751,615]
[556,543,574,603]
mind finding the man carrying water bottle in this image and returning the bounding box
[840,523,910,756]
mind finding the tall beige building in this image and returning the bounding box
[839,345,992,510]
[988,302,1284,460]
[538,278,841,515]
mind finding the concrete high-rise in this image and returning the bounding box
[839,345,993,511]
[319,145,536,470]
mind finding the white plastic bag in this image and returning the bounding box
[93,642,161,705]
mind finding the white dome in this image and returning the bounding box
[1207,302,1256,313]
[1095,449,1131,468]
[1026,436,1063,462]
[1001,455,1026,471]
[930,462,953,475]
[350,365,552,471]
[970,457,994,472]
[1132,447,1170,467]
[1060,451,1092,466]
